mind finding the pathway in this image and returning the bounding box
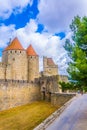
[46,94,87,130]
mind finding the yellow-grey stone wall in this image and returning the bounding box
[2,51,8,63]
[0,63,5,79]
[43,56,48,68]
[28,56,39,81]
[6,64,11,80]
[43,66,58,76]
[2,50,28,80]
[59,75,68,83]
[51,93,75,106]
[0,81,41,111]
[40,75,59,93]
[0,75,68,111]
[43,57,58,76]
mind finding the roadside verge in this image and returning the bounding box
[34,95,77,130]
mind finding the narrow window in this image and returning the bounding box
[13,58,15,61]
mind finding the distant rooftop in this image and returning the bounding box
[47,58,55,66]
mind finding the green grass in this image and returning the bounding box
[0,101,60,130]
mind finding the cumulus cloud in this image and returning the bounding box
[0,24,16,48]
[1,0,87,75]
[37,0,87,32]
[0,19,68,74]
[0,0,33,19]
[0,0,87,75]
[0,57,2,62]
[16,19,68,74]
[16,20,60,58]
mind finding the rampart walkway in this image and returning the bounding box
[46,94,87,130]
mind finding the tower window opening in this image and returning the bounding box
[13,58,15,61]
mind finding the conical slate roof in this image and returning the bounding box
[4,37,24,51]
[26,44,38,56]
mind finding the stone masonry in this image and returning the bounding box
[0,37,59,81]
[0,37,68,111]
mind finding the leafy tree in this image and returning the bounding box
[64,16,87,91]
[59,82,74,92]
[59,81,82,92]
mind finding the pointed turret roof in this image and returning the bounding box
[26,44,38,56]
[4,37,24,51]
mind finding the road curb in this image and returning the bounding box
[34,95,77,130]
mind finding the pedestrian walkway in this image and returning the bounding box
[46,94,87,130]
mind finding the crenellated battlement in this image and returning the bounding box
[1,37,40,81]
[0,79,41,111]
[0,37,68,111]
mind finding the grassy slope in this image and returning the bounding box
[0,101,59,130]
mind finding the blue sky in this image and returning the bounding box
[0,0,39,29]
[0,0,87,74]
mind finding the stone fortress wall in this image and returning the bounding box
[0,37,68,111]
[0,75,63,111]
[0,80,41,111]
[0,62,5,79]
[0,37,59,82]
[0,38,39,81]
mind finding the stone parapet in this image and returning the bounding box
[51,92,76,106]
[0,81,41,111]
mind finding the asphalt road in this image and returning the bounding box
[46,94,87,130]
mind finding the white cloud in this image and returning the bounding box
[16,19,68,74]
[37,0,87,32]
[16,20,60,58]
[0,57,1,62]
[0,0,33,19]
[0,19,68,75]
[1,0,87,75]
[0,24,16,47]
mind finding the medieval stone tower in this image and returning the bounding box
[0,37,69,111]
[0,37,59,82]
[26,44,39,81]
[1,37,39,81]
[43,56,58,76]
[2,38,27,80]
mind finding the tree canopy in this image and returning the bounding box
[64,16,87,91]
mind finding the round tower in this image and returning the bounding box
[26,44,39,81]
[2,37,28,80]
